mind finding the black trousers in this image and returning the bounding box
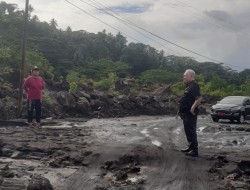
[27,100,42,123]
[182,113,198,151]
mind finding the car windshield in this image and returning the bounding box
[219,97,244,105]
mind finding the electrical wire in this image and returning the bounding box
[84,0,245,69]
[160,0,250,40]
[65,0,248,70]
[65,0,141,43]
[79,0,182,56]
[176,0,250,38]
[82,0,223,63]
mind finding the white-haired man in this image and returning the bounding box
[179,69,202,157]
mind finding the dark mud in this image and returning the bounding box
[0,116,250,190]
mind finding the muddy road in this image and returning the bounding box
[0,115,250,190]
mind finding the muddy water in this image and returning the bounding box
[197,117,250,158]
[63,116,250,190]
[0,115,250,190]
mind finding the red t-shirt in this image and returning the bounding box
[23,76,45,100]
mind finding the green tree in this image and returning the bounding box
[94,72,119,94]
[239,69,250,84]
[206,76,227,92]
[81,59,130,80]
[49,18,58,29]
[121,43,162,76]
[240,79,250,95]
[25,49,54,80]
[140,69,181,84]
[0,65,13,89]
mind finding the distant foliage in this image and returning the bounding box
[66,70,92,92]
[0,65,13,89]
[0,1,250,98]
[140,70,181,84]
[81,59,131,80]
[240,79,250,95]
[69,82,78,93]
[171,82,185,96]
[25,50,54,79]
[94,72,119,94]
[43,90,55,105]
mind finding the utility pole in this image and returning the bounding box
[18,0,29,113]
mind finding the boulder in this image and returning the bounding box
[27,174,54,190]
[56,91,76,109]
[0,96,18,120]
[76,91,91,102]
[45,79,69,91]
[238,160,250,175]
[76,97,90,114]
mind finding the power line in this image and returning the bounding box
[65,0,247,70]
[88,0,249,69]
[161,0,250,40]
[86,0,245,69]
[176,0,250,38]
[81,0,221,62]
[65,0,141,43]
[79,0,182,56]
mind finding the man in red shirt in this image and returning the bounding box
[23,66,45,127]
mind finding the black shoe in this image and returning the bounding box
[181,148,191,153]
[185,150,198,157]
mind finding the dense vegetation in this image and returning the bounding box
[0,1,250,98]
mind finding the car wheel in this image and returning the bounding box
[237,113,245,124]
[212,117,219,122]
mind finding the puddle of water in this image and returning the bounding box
[127,173,143,183]
[103,172,113,181]
[197,126,206,134]
[148,124,158,127]
[197,126,207,135]
[152,140,162,147]
[128,177,138,183]
[43,126,72,129]
[103,172,142,183]
[140,129,150,137]
[43,123,72,129]
[173,127,181,134]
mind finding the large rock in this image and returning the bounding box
[0,177,3,185]
[41,91,63,118]
[56,91,76,109]
[238,160,250,175]
[27,174,54,190]
[76,97,90,114]
[45,79,69,91]
[0,96,18,120]
[75,91,91,102]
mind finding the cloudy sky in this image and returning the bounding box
[4,0,250,71]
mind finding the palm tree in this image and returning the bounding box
[31,15,39,22]
[49,18,58,29]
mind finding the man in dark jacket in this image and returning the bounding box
[23,66,45,128]
[179,69,202,157]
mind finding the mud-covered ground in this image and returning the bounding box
[0,115,250,190]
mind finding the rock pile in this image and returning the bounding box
[208,155,250,190]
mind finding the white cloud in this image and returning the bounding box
[3,0,250,71]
